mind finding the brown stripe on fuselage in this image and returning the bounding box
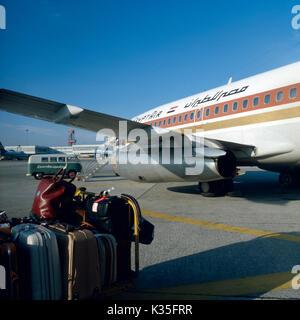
[177,105,300,133]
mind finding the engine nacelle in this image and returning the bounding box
[111,147,236,183]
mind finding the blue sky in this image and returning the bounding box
[0,0,300,146]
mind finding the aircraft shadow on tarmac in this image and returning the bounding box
[167,170,300,205]
[133,232,300,300]
[87,176,128,182]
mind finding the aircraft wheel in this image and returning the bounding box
[199,180,226,197]
[199,179,234,197]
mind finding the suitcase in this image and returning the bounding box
[93,233,106,285]
[85,196,132,240]
[0,229,20,300]
[94,233,117,287]
[116,240,132,282]
[47,223,101,300]
[11,223,62,300]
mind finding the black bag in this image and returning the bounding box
[85,196,132,240]
[138,217,154,245]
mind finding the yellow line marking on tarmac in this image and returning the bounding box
[116,271,294,300]
[114,210,299,299]
[146,271,293,299]
[142,210,300,243]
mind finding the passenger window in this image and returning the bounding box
[232,102,238,111]
[223,104,228,113]
[184,114,188,121]
[158,121,161,127]
[242,99,248,109]
[58,157,65,162]
[173,117,177,124]
[197,110,201,119]
[289,87,297,99]
[190,112,194,120]
[168,118,171,125]
[276,91,283,102]
[264,94,271,104]
[163,120,166,126]
[205,108,210,117]
[41,157,48,163]
[252,96,259,107]
[154,122,157,127]
[50,157,57,162]
[178,115,182,123]
[214,106,220,115]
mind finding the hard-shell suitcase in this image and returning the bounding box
[0,229,20,300]
[94,233,117,287]
[47,223,101,300]
[93,233,106,285]
[11,223,62,300]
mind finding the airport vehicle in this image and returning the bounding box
[27,153,82,179]
[0,141,28,160]
[1,61,300,195]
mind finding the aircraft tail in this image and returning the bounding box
[0,142,6,156]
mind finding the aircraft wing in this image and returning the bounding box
[0,88,257,162]
[204,137,255,152]
[203,137,256,163]
[0,89,149,136]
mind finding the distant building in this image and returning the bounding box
[4,145,56,155]
[4,144,102,158]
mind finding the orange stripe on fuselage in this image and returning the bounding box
[143,82,300,131]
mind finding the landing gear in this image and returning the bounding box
[279,171,300,188]
[198,179,234,197]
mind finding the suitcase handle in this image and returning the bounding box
[121,194,140,276]
[47,222,75,233]
[121,194,142,225]
[54,167,66,181]
[46,166,76,183]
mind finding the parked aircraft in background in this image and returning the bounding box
[1,61,300,195]
[0,142,29,160]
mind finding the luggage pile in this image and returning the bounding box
[0,167,154,300]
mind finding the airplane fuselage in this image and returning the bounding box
[132,61,300,173]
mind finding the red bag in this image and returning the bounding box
[31,167,77,220]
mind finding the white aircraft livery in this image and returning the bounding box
[1,61,300,195]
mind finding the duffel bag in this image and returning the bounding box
[31,167,76,221]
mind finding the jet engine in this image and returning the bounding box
[108,144,237,183]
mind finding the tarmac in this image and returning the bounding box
[1,159,300,300]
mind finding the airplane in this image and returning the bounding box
[1,60,300,196]
[0,142,29,160]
